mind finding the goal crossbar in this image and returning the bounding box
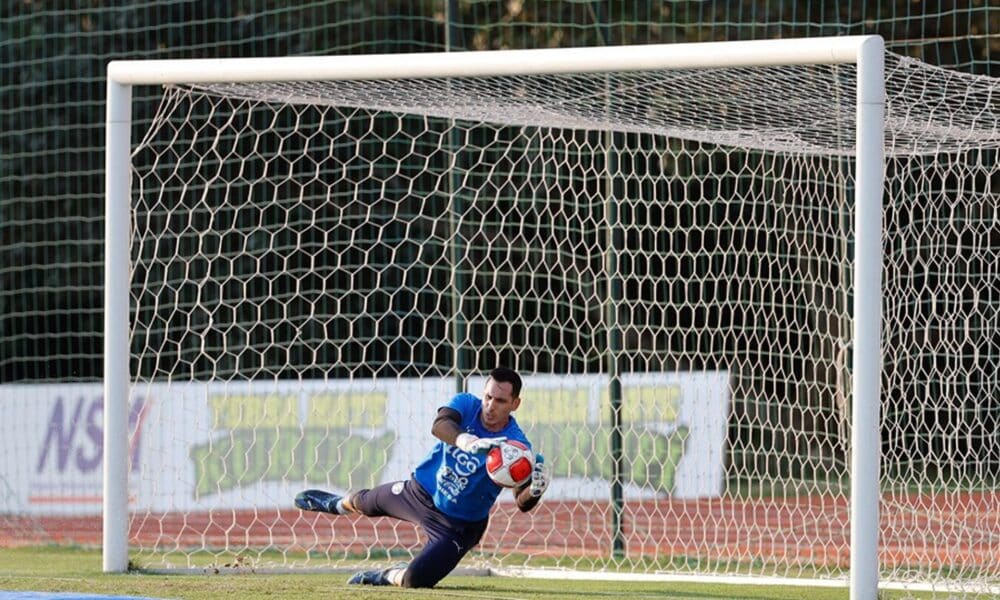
[107,36,880,85]
[104,35,886,600]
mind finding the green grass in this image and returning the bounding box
[0,546,937,600]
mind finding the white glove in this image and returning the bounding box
[529,454,550,498]
[455,433,507,454]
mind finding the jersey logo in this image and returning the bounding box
[391,481,405,495]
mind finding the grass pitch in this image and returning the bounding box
[0,546,935,599]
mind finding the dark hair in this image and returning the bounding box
[489,367,522,398]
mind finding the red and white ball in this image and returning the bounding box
[485,440,534,488]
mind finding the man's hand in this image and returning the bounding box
[529,453,549,498]
[455,433,507,454]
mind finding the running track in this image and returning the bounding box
[4,493,997,571]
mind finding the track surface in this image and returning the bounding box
[5,493,998,571]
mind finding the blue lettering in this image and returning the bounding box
[76,399,103,472]
[36,397,84,473]
[35,394,149,475]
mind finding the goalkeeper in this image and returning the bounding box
[294,367,549,588]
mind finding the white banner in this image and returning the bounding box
[0,373,728,516]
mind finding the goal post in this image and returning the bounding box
[102,37,890,592]
[103,77,132,575]
[851,36,886,600]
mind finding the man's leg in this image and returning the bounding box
[296,477,408,517]
[346,479,487,588]
[390,491,489,588]
[349,521,485,588]
[348,479,426,520]
[343,480,437,586]
[398,532,474,588]
[297,481,421,587]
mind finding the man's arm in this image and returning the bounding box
[431,407,464,445]
[431,407,506,453]
[514,455,549,512]
[514,483,542,512]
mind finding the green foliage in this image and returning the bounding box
[2,2,996,382]
[1,1,448,381]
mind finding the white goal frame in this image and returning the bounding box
[104,35,886,599]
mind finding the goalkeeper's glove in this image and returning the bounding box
[529,453,550,498]
[455,433,507,454]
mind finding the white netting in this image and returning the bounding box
[123,50,999,595]
[192,53,1000,156]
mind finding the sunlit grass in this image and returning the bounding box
[0,545,943,600]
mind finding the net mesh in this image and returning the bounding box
[193,54,999,156]
[119,50,1000,593]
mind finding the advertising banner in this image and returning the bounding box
[0,373,728,516]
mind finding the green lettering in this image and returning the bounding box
[190,427,395,499]
[526,423,691,494]
[190,442,221,499]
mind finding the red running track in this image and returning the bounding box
[3,493,998,571]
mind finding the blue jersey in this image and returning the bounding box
[412,392,530,522]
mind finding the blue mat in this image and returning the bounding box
[0,594,167,600]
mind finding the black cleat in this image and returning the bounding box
[294,489,343,514]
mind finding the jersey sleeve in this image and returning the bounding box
[442,393,479,426]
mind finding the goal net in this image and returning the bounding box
[105,40,998,594]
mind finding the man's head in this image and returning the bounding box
[480,367,522,431]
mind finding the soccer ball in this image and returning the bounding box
[485,440,535,488]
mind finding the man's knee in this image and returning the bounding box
[400,567,442,589]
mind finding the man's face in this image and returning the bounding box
[480,377,520,431]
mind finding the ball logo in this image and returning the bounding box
[485,440,534,488]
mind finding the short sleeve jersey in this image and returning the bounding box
[412,392,530,522]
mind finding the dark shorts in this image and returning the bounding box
[350,478,489,588]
